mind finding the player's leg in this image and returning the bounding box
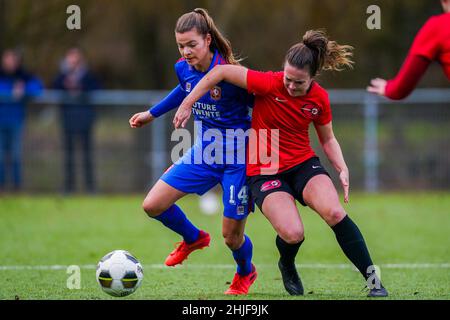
[261,192,305,295]
[222,217,249,269]
[142,178,187,217]
[143,178,204,244]
[221,217,257,294]
[144,162,217,266]
[303,174,388,297]
[261,192,304,244]
[221,166,256,295]
[248,174,305,295]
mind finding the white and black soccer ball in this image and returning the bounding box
[96,250,144,297]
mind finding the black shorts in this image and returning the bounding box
[247,157,330,210]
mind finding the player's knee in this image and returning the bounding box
[222,232,244,250]
[325,207,346,226]
[280,228,304,244]
[142,198,166,217]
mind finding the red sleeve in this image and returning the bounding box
[410,17,440,60]
[385,54,431,100]
[246,70,275,96]
[314,91,332,126]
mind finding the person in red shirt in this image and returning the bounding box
[367,0,450,99]
[174,30,388,298]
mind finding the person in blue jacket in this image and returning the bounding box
[0,49,43,192]
[53,47,100,194]
[129,8,257,295]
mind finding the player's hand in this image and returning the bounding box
[129,111,154,128]
[173,102,192,128]
[367,78,387,96]
[339,169,350,203]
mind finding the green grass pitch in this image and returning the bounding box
[0,193,449,300]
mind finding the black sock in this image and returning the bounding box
[276,235,304,266]
[332,215,374,280]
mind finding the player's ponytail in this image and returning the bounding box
[175,8,240,65]
[285,29,354,77]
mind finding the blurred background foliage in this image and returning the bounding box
[0,0,447,90]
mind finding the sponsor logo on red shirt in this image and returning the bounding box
[300,104,320,120]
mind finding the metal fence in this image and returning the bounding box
[5,88,450,193]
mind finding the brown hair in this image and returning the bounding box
[175,8,239,65]
[285,29,354,77]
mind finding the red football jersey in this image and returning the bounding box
[246,70,332,176]
[410,13,450,79]
[386,13,450,99]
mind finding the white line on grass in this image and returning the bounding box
[0,263,449,271]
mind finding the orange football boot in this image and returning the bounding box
[224,264,257,295]
[164,230,211,266]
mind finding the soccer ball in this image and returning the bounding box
[96,250,144,297]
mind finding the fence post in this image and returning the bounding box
[364,94,379,192]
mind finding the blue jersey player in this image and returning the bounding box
[129,8,257,295]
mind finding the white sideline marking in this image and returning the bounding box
[0,263,449,271]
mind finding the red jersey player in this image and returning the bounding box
[368,0,450,99]
[174,29,388,298]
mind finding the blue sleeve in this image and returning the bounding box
[149,84,185,118]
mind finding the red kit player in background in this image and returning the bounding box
[368,0,450,99]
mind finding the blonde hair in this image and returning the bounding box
[285,29,354,76]
[175,8,240,65]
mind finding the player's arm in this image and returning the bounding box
[367,17,436,100]
[367,55,430,99]
[130,84,185,128]
[173,64,248,128]
[314,121,350,203]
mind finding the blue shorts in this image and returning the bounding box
[161,161,251,220]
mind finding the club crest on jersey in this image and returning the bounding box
[260,180,281,192]
[185,82,191,92]
[300,103,320,120]
[210,86,221,100]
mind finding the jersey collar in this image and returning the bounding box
[190,49,222,74]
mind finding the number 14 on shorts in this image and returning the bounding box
[229,185,248,205]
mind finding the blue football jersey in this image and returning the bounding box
[160,51,254,217]
[175,50,253,132]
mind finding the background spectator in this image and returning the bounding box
[53,47,100,194]
[0,48,43,192]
